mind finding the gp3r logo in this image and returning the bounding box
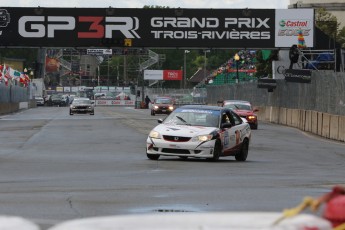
[18,16,141,39]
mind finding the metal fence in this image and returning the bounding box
[0,84,29,103]
[145,88,207,105]
[206,71,345,116]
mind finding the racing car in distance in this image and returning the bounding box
[222,100,259,129]
[146,105,251,161]
[69,98,94,115]
[150,97,175,116]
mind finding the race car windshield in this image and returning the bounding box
[225,103,252,110]
[164,109,220,127]
[73,100,91,104]
[156,99,172,104]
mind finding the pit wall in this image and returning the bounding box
[256,106,345,142]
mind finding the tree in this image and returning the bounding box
[337,26,345,48]
[255,50,278,78]
[315,8,339,40]
[0,48,38,69]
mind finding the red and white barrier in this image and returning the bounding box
[94,100,135,106]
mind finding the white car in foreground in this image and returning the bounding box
[146,105,251,161]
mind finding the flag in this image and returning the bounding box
[2,65,10,86]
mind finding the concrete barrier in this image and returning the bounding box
[279,108,287,125]
[259,106,345,143]
[291,109,299,128]
[0,103,19,115]
[339,116,345,142]
[317,112,323,136]
[298,110,305,131]
[19,102,29,109]
[311,111,318,135]
[305,110,312,132]
[321,113,331,139]
[329,115,339,140]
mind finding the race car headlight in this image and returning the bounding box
[193,134,213,142]
[247,115,256,120]
[149,130,161,139]
[168,106,174,110]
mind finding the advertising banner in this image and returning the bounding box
[275,9,314,48]
[144,70,164,80]
[0,7,275,48]
[257,78,277,92]
[284,69,312,83]
[87,49,112,55]
[144,70,182,80]
[163,70,182,80]
[45,57,60,73]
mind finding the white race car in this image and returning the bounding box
[146,105,251,161]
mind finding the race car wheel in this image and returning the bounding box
[147,153,160,160]
[211,140,221,161]
[235,139,249,161]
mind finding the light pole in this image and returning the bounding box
[183,50,190,89]
[234,53,240,83]
[204,50,210,81]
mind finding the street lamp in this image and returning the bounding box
[24,68,34,79]
[234,53,240,83]
[183,50,190,89]
[204,49,210,81]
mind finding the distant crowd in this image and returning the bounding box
[209,50,257,80]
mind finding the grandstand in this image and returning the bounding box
[206,50,258,85]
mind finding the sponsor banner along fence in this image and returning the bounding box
[94,99,135,106]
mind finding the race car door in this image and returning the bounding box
[221,110,243,155]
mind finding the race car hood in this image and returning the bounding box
[154,103,173,107]
[233,109,255,116]
[153,124,217,137]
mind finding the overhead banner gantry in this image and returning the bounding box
[0,7,314,48]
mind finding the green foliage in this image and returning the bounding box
[255,50,278,78]
[315,8,339,38]
[337,26,345,48]
[0,48,38,68]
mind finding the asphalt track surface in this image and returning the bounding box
[0,106,344,228]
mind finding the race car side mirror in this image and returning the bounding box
[157,119,163,124]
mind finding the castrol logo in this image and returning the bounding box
[279,19,309,28]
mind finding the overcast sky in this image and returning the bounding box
[1,0,289,9]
